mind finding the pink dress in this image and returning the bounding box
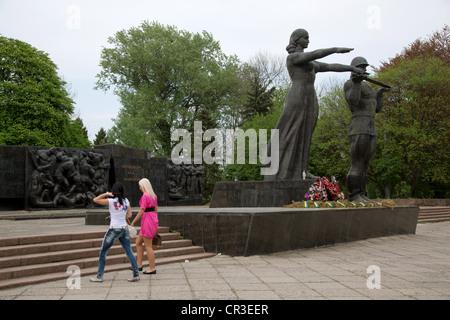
[139,193,159,239]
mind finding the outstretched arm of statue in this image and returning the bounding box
[315,62,367,74]
[288,47,354,65]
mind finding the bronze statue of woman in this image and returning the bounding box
[264,29,366,180]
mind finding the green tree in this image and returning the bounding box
[93,127,108,145]
[71,117,92,148]
[309,79,351,188]
[241,70,275,123]
[96,21,241,156]
[373,25,450,198]
[75,117,89,141]
[221,51,289,182]
[0,36,90,148]
[222,85,287,181]
[237,52,288,127]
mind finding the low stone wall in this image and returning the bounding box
[86,205,420,256]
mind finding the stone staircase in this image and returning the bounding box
[0,226,215,290]
[418,207,450,223]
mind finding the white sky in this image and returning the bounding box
[0,0,449,140]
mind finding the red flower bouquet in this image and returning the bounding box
[305,176,345,202]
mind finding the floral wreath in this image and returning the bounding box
[305,176,345,202]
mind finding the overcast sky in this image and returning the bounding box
[0,0,448,140]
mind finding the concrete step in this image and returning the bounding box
[419,206,449,211]
[0,228,180,255]
[0,245,209,281]
[418,215,450,223]
[0,234,185,259]
[0,227,170,248]
[0,237,192,269]
[0,251,216,290]
[0,226,214,289]
[418,207,450,223]
[419,218,450,223]
[419,212,450,216]
[420,210,450,215]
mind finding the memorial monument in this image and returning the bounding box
[121,30,418,256]
[264,28,365,181]
[210,28,366,207]
[0,27,418,256]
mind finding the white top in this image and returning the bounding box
[107,197,130,227]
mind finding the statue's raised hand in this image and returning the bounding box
[336,47,354,54]
[350,67,369,83]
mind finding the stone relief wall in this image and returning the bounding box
[0,145,204,210]
[167,160,204,201]
[27,147,110,208]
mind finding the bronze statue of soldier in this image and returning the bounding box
[344,56,390,202]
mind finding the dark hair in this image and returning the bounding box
[111,182,125,206]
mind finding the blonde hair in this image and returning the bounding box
[139,178,156,200]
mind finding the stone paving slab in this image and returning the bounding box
[1,221,449,302]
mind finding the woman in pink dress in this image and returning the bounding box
[131,178,159,274]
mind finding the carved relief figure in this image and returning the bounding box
[167,160,204,200]
[28,148,110,208]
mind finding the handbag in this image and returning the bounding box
[152,233,162,248]
[126,218,137,238]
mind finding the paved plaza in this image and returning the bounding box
[0,217,449,301]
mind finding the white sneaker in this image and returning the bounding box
[89,277,103,283]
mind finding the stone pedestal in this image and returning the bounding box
[209,179,315,208]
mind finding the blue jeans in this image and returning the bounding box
[97,227,139,279]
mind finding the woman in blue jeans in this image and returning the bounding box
[89,183,140,283]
